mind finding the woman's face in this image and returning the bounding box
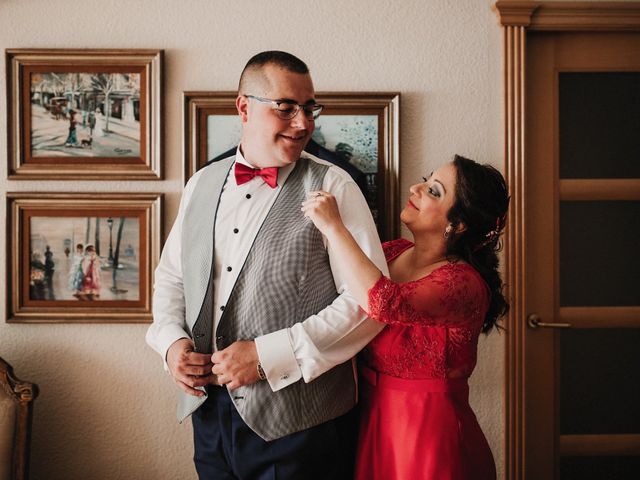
[400,162,457,236]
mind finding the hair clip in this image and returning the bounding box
[474,214,507,251]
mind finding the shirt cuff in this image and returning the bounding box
[254,329,302,392]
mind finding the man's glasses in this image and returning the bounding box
[245,95,324,120]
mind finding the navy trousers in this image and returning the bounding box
[192,386,358,480]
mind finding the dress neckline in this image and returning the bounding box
[385,238,491,295]
[386,239,460,285]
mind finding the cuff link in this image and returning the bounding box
[257,363,267,381]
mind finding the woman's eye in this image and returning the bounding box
[428,187,440,198]
[422,176,427,182]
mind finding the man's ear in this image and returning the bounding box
[236,95,249,122]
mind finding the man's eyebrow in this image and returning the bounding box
[275,97,317,105]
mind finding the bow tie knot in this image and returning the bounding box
[234,163,278,189]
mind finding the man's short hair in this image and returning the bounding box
[238,51,309,93]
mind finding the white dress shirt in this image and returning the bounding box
[147,149,388,392]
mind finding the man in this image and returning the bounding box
[146,51,387,479]
[88,110,96,137]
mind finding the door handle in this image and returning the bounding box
[527,314,572,329]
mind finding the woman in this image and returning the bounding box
[302,154,508,480]
[80,244,101,299]
[69,243,84,294]
[93,108,104,137]
[64,109,79,147]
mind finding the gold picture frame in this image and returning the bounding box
[6,49,163,179]
[6,193,162,323]
[183,91,400,241]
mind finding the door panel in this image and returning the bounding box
[526,31,640,479]
[559,201,640,307]
[559,72,640,179]
[560,456,640,480]
[560,328,640,435]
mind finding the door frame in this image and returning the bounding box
[492,2,640,479]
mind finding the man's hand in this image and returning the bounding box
[166,338,215,397]
[211,340,261,390]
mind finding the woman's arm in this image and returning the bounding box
[302,191,383,309]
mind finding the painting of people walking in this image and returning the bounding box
[6,49,162,179]
[29,216,140,302]
[30,72,141,158]
[7,193,162,323]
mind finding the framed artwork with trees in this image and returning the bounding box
[6,49,163,179]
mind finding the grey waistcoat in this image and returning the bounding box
[178,155,356,441]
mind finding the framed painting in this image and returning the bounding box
[6,49,163,179]
[6,193,162,323]
[184,91,400,241]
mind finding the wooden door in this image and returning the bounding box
[525,31,640,479]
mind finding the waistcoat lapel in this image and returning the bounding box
[182,156,234,349]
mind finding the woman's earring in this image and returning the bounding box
[444,225,452,239]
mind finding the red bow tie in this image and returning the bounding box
[234,162,278,188]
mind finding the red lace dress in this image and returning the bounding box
[355,239,496,480]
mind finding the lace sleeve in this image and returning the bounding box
[366,263,488,327]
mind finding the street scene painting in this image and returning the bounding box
[29,216,141,302]
[7,49,163,179]
[30,72,141,158]
[7,193,162,323]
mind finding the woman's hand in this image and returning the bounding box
[303,190,383,309]
[301,190,345,237]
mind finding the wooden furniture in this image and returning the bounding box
[0,357,38,480]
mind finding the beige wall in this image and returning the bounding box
[1,1,506,478]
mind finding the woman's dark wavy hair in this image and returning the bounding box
[446,154,510,333]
